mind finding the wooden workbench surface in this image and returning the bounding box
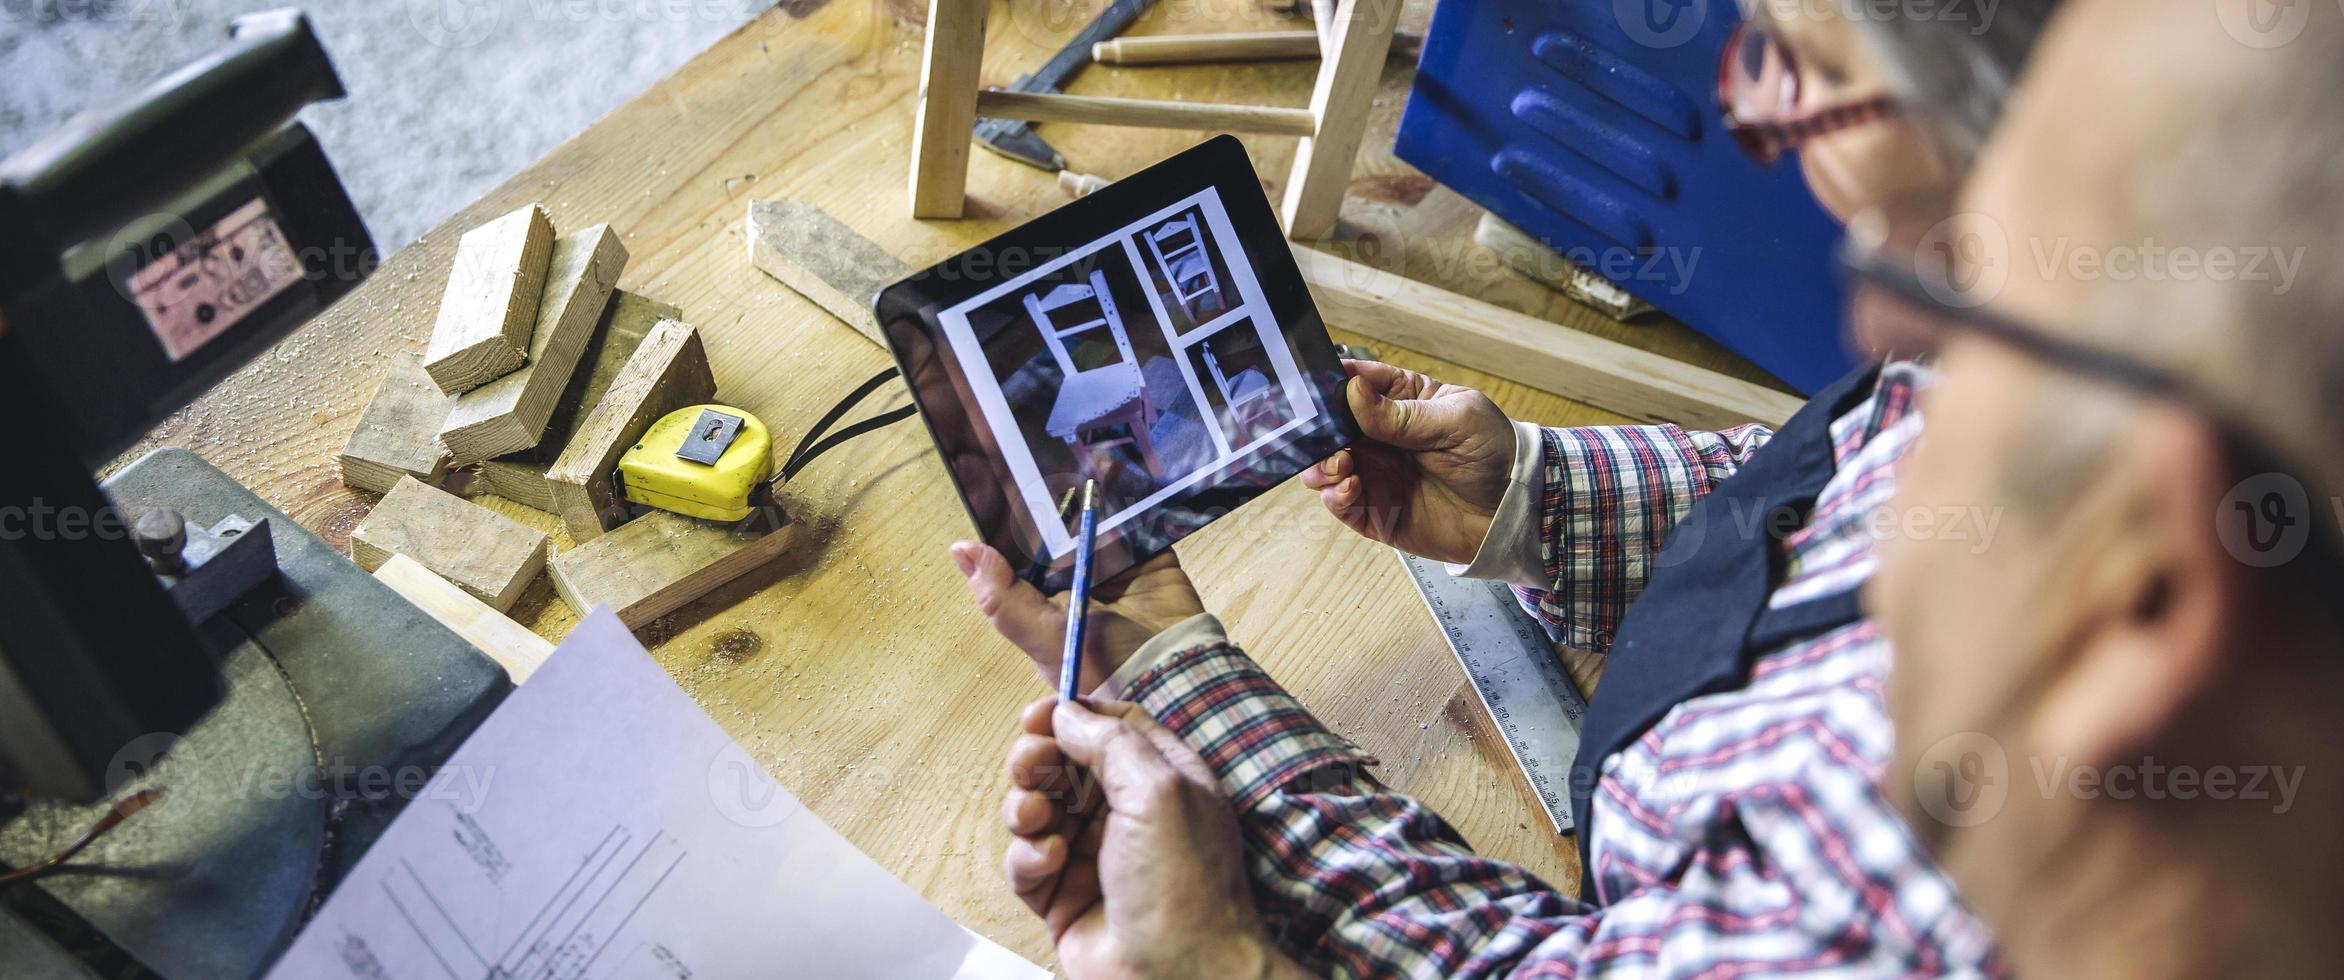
[123,0,1783,966]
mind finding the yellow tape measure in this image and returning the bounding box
[611,369,919,524]
[615,405,772,522]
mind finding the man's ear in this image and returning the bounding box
[2027,409,2238,768]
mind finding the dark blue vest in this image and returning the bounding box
[1566,366,1881,896]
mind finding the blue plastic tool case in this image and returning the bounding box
[1396,0,1853,394]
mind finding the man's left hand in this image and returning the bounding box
[951,542,1204,693]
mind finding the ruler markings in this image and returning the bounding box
[1396,551,1589,834]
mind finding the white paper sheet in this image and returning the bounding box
[266,608,1046,980]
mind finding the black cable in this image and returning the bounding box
[774,367,917,484]
[783,368,901,474]
[606,367,917,519]
[782,405,918,482]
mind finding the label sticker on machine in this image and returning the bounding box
[126,198,302,361]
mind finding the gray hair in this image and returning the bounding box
[1847,0,2067,162]
[2109,3,2344,519]
[2002,0,2344,610]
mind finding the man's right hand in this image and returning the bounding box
[1002,698,1302,980]
[1299,360,1517,565]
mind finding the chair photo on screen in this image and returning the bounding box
[1202,343,1277,445]
[1143,214,1226,322]
[1030,271,1164,481]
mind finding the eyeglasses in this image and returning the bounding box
[1838,200,2211,402]
[1718,21,1901,166]
[1839,199,2344,568]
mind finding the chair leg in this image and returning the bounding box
[910,0,988,219]
[1281,0,1400,240]
[1130,409,1163,477]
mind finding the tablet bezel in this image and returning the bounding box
[875,136,1358,593]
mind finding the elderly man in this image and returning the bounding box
[956,1,2069,977]
[963,0,2344,975]
[1868,0,2344,975]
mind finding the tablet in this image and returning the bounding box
[876,136,1359,593]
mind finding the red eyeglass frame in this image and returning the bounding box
[1717,21,1901,165]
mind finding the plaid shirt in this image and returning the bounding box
[1123,361,2003,977]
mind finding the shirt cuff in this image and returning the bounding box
[1125,642,1376,809]
[1448,419,1550,587]
[1096,612,1226,700]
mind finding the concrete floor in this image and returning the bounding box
[1,0,764,250]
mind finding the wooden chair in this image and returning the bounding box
[1203,343,1278,444]
[1031,272,1163,476]
[1142,212,1227,321]
[907,0,1401,239]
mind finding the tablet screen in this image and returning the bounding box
[878,137,1358,592]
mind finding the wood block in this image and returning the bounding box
[338,353,453,493]
[1292,247,1803,428]
[424,203,554,394]
[350,476,549,612]
[907,0,987,218]
[1472,213,1655,322]
[471,461,558,512]
[746,199,907,347]
[543,319,716,541]
[549,510,796,629]
[440,225,628,465]
[470,290,683,511]
[373,554,554,683]
[1281,0,1401,239]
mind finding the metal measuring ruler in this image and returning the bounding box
[1397,552,1590,833]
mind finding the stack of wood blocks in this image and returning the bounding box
[338,203,799,650]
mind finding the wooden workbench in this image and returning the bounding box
[122,0,1784,967]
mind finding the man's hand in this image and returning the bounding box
[1002,698,1300,980]
[952,543,1205,693]
[1300,360,1517,565]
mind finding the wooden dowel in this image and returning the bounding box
[1091,30,1422,65]
[973,90,1317,135]
[1058,170,1112,198]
